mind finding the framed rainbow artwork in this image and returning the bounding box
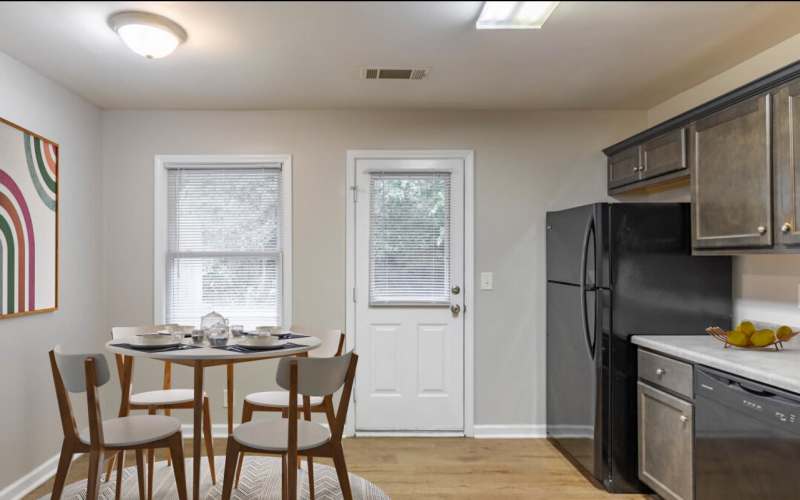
[0,117,58,319]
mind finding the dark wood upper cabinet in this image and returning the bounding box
[641,128,687,181]
[608,146,641,190]
[690,95,772,250]
[773,80,800,246]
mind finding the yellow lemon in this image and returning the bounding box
[777,325,794,342]
[751,329,776,347]
[727,331,750,347]
[738,321,756,335]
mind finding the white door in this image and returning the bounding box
[353,156,464,431]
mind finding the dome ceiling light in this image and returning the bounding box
[108,11,187,59]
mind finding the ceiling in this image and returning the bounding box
[1,1,800,110]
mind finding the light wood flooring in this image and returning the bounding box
[28,437,651,499]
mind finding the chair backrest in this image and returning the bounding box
[311,329,346,358]
[53,346,111,392]
[276,352,353,397]
[111,324,177,339]
[49,347,110,445]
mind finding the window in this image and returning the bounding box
[368,172,451,305]
[155,156,291,329]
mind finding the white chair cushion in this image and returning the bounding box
[80,415,180,447]
[130,389,198,406]
[245,390,323,408]
[233,418,331,452]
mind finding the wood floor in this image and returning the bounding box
[28,437,651,499]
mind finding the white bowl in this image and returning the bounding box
[239,335,283,347]
[136,334,180,346]
[255,325,281,336]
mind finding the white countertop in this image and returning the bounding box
[631,335,800,394]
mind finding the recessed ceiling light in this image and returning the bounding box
[476,1,560,30]
[108,11,187,59]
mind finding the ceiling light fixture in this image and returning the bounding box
[476,1,560,30]
[108,11,187,59]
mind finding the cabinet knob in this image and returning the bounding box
[655,368,665,377]
[757,225,767,235]
[782,222,793,233]
[680,415,688,424]
[633,166,639,173]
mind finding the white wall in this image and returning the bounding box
[637,32,800,327]
[100,109,645,430]
[0,53,104,493]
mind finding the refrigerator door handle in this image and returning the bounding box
[580,215,596,359]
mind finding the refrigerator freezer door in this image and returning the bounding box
[547,204,596,286]
[547,281,601,481]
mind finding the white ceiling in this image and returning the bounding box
[1,1,799,110]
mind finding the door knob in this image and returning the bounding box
[450,304,461,315]
[757,225,767,235]
[782,222,793,233]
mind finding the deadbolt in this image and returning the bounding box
[451,286,461,295]
[450,304,461,315]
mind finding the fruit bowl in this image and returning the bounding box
[706,321,800,351]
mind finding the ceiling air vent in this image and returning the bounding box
[362,68,429,80]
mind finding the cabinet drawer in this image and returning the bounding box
[608,145,641,189]
[638,382,694,500]
[642,128,687,180]
[638,349,693,398]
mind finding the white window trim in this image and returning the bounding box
[345,149,475,437]
[153,154,293,328]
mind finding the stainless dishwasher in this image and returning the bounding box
[695,366,800,500]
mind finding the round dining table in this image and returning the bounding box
[106,335,322,500]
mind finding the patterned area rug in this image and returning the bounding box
[46,456,389,499]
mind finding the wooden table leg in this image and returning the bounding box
[227,363,234,435]
[193,361,204,500]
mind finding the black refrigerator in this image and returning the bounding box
[545,202,732,493]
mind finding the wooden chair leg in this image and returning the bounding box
[86,449,105,500]
[147,408,156,500]
[281,454,288,500]
[103,451,116,482]
[203,397,217,484]
[332,444,353,500]
[307,456,315,500]
[168,434,188,500]
[135,450,146,499]
[287,448,297,500]
[114,450,125,500]
[221,438,240,500]
[234,401,254,488]
[50,441,74,500]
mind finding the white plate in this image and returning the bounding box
[237,338,289,350]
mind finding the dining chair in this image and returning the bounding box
[234,330,346,488]
[106,325,216,499]
[49,347,187,500]
[221,351,358,500]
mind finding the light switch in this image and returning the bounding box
[481,272,493,290]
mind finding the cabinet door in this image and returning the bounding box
[638,382,693,500]
[773,81,800,245]
[691,94,772,249]
[608,146,641,189]
[641,128,687,180]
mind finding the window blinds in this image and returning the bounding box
[166,167,282,327]
[368,172,451,305]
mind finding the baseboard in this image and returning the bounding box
[472,424,545,439]
[354,430,464,438]
[0,450,82,500]
[181,423,230,439]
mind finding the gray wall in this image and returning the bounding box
[100,109,645,428]
[0,52,104,490]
